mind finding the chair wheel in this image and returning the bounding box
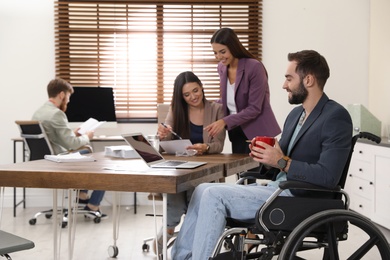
[61,222,68,228]
[108,245,119,257]
[45,213,52,219]
[94,217,101,224]
[29,218,37,225]
[142,243,150,252]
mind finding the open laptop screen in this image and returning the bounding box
[122,133,164,163]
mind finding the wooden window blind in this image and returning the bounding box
[55,0,263,121]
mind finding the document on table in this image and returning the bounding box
[159,139,193,154]
[104,145,139,159]
[77,118,106,135]
[44,152,96,163]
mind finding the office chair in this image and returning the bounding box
[210,132,390,259]
[0,230,34,260]
[15,120,99,228]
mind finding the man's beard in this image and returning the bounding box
[59,99,68,112]
[288,80,308,105]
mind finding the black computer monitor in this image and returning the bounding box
[65,87,117,122]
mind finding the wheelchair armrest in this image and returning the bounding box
[239,165,279,180]
[278,181,341,193]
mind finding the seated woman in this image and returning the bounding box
[154,71,226,254]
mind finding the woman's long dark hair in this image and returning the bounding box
[211,28,267,76]
[171,71,205,139]
[210,28,257,60]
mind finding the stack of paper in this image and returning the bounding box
[44,152,96,163]
[104,145,139,159]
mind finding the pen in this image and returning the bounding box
[161,123,182,139]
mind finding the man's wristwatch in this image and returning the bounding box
[277,156,290,172]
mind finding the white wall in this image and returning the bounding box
[263,0,370,127]
[369,0,390,135]
[1,0,388,207]
[0,1,55,164]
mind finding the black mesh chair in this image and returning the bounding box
[210,132,390,260]
[15,120,54,160]
[15,120,96,228]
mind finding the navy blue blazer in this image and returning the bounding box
[279,93,352,190]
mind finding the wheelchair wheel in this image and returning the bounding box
[279,209,390,260]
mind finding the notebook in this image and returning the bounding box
[122,133,207,169]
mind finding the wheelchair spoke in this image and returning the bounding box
[347,233,382,260]
[325,221,340,260]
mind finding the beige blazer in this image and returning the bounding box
[32,101,90,155]
[163,100,226,154]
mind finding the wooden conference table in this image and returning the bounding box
[0,152,258,259]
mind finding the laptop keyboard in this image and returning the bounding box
[157,160,186,166]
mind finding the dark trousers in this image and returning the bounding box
[228,126,251,154]
[228,126,259,183]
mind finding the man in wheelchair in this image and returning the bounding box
[171,50,390,260]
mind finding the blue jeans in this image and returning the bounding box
[167,188,194,228]
[81,190,105,206]
[171,183,289,260]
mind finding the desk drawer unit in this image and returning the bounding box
[353,143,373,162]
[348,160,372,181]
[350,196,373,218]
[350,177,374,200]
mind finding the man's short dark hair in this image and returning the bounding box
[47,78,74,98]
[288,50,330,90]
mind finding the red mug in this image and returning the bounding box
[254,136,275,149]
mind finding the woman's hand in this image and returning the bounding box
[157,123,172,139]
[187,143,208,155]
[204,119,226,138]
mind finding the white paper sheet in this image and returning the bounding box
[77,118,106,135]
[159,139,193,154]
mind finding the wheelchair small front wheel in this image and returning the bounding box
[279,209,390,260]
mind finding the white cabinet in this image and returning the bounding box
[345,142,375,218]
[345,141,390,229]
[372,147,390,229]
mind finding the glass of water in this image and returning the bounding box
[146,134,160,151]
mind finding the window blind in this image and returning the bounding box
[55,0,263,121]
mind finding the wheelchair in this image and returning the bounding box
[209,132,390,260]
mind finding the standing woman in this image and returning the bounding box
[205,28,281,153]
[154,71,226,254]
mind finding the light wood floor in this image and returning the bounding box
[1,204,165,259]
[1,204,389,259]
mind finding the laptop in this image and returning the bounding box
[122,133,207,169]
